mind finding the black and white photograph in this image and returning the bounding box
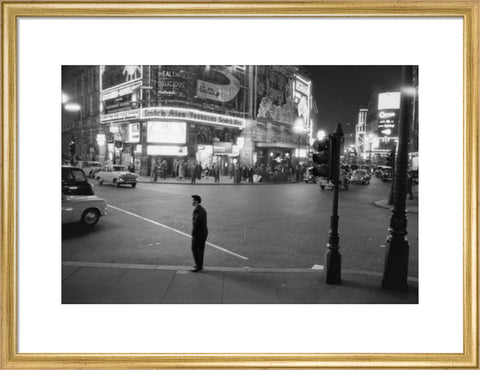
[4,2,477,367]
[62,65,419,304]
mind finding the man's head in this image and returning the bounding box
[191,195,201,206]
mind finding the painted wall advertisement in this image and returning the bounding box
[100,65,142,91]
[256,66,310,126]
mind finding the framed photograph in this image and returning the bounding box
[2,1,478,368]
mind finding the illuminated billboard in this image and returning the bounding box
[378,92,401,110]
[100,65,142,91]
[377,92,401,138]
[156,66,247,115]
[100,66,143,116]
[147,121,186,144]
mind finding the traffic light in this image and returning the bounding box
[386,149,395,167]
[311,137,332,179]
[69,138,76,155]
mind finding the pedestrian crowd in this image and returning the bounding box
[150,158,307,184]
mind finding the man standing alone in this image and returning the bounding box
[191,195,208,272]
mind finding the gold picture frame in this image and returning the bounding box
[1,1,478,368]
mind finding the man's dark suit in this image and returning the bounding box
[192,204,208,269]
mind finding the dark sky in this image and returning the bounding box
[303,66,404,134]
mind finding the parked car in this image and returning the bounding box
[350,169,371,184]
[62,193,107,226]
[96,164,138,188]
[62,166,94,196]
[81,161,103,178]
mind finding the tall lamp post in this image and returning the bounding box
[62,92,81,165]
[382,66,416,291]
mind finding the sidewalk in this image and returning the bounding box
[62,262,418,304]
[136,174,297,185]
[374,198,418,214]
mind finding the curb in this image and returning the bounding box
[373,199,418,214]
[137,179,300,186]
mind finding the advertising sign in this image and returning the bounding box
[100,65,142,91]
[147,121,187,144]
[126,123,140,143]
[147,145,188,156]
[378,92,401,110]
[256,66,310,125]
[158,68,189,98]
[213,142,233,154]
[100,81,142,115]
[377,110,399,137]
[101,109,140,123]
[96,134,106,145]
[156,66,246,115]
[377,92,401,138]
[141,107,246,128]
[196,69,241,102]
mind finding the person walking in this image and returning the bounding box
[407,171,415,200]
[190,163,197,184]
[213,163,220,183]
[248,165,254,184]
[160,159,168,179]
[179,161,186,180]
[151,160,159,182]
[190,195,208,272]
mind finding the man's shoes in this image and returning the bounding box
[191,267,203,272]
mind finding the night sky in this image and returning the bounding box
[303,66,404,134]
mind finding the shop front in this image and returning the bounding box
[100,106,246,176]
[255,142,297,169]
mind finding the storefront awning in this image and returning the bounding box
[256,142,297,149]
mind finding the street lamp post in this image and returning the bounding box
[324,123,343,284]
[382,66,415,291]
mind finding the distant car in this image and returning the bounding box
[62,166,94,196]
[96,164,138,188]
[382,169,393,182]
[303,167,317,183]
[360,165,372,175]
[62,193,107,226]
[351,169,370,184]
[375,165,392,178]
[81,161,103,178]
[318,170,349,190]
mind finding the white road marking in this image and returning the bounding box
[107,204,249,260]
[311,264,324,270]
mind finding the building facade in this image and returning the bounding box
[62,65,313,176]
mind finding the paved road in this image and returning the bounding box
[62,177,418,278]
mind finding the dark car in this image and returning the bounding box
[62,166,94,195]
[351,169,370,185]
[381,168,393,182]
